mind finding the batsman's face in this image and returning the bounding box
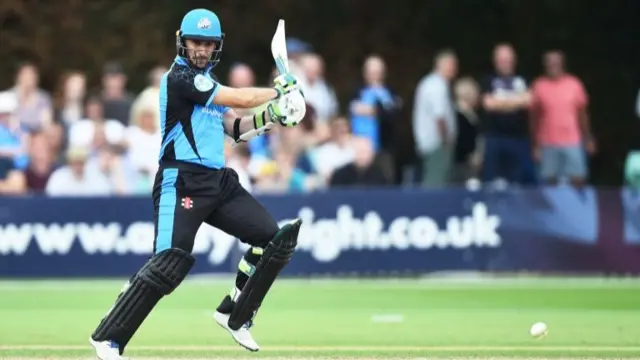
[185,39,216,68]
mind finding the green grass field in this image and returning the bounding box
[0,277,639,359]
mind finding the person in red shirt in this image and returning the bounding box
[530,50,596,186]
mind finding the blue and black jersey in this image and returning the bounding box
[158,56,230,169]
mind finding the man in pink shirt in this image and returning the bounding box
[531,50,596,186]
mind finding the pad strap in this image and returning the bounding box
[238,257,256,277]
[253,111,267,129]
[233,118,242,142]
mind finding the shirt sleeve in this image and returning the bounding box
[45,169,63,196]
[41,91,53,109]
[360,88,378,106]
[411,79,429,148]
[412,79,439,153]
[415,79,447,120]
[168,67,221,107]
[514,76,528,91]
[575,78,588,108]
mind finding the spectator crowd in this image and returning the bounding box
[0,39,603,197]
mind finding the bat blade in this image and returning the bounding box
[271,19,289,75]
[233,20,290,148]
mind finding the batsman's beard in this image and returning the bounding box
[189,50,212,68]
[192,56,209,68]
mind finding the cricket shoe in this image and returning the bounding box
[89,338,124,360]
[213,311,260,352]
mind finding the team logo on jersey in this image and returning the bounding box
[194,74,214,92]
[197,17,212,29]
[201,107,223,118]
[181,197,194,210]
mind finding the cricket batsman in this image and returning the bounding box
[89,8,306,360]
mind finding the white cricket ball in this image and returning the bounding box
[529,322,548,339]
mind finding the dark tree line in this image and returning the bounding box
[1,0,638,185]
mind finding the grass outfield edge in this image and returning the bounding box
[2,345,640,352]
[0,358,625,360]
[0,358,626,360]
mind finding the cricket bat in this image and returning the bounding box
[271,19,290,75]
[235,19,288,145]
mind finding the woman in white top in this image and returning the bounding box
[54,71,87,127]
[124,96,161,193]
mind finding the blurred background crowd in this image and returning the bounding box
[1,0,639,197]
[0,40,625,196]
[1,0,640,198]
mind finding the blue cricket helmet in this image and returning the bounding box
[176,9,224,68]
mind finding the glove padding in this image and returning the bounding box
[267,90,306,127]
[273,73,301,98]
[232,86,305,147]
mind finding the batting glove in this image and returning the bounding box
[266,100,287,126]
[267,90,306,128]
[273,73,300,98]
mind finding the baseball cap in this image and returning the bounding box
[0,91,18,114]
[66,146,90,162]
